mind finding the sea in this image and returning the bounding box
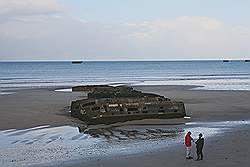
[1,60,250,93]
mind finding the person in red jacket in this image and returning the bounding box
[185,131,194,159]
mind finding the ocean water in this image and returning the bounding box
[0,61,250,92]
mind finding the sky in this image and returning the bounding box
[0,0,250,61]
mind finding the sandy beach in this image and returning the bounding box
[0,85,250,167]
[0,88,85,130]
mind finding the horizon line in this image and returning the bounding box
[1,59,250,62]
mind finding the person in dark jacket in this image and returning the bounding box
[195,133,204,160]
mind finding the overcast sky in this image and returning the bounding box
[1,0,250,61]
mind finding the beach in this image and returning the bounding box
[1,85,250,130]
[0,88,85,130]
[0,85,250,167]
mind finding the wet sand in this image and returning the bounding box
[1,85,250,167]
[1,85,250,130]
[0,88,85,130]
[62,85,250,167]
[67,127,250,167]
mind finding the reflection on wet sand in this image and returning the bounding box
[0,120,249,167]
[82,126,184,141]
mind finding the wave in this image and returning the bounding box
[1,61,250,91]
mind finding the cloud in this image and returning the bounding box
[0,0,63,15]
[126,16,224,39]
[0,0,64,23]
[0,12,250,60]
[0,0,66,39]
[125,16,250,59]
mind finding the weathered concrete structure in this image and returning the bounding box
[71,85,186,124]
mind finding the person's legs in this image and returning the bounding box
[186,148,188,158]
[186,147,192,159]
[196,150,200,160]
[186,147,190,158]
[200,150,203,160]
